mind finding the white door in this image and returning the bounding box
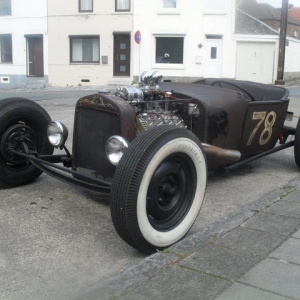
[236,42,275,84]
[204,39,223,78]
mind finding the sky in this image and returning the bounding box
[257,0,300,7]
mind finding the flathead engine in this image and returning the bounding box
[114,71,187,132]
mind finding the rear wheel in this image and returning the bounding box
[0,98,53,188]
[110,126,207,254]
[294,118,300,168]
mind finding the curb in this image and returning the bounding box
[72,175,300,300]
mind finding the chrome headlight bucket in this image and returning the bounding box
[47,121,68,148]
[105,136,129,166]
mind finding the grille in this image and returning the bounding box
[72,106,120,181]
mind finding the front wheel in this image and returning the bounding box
[110,126,207,254]
[0,98,53,188]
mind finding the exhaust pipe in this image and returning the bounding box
[202,143,241,162]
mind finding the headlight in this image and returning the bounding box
[105,136,128,165]
[47,121,68,148]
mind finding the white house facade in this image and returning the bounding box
[2,0,298,89]
[46,0,237,87]
[0,0,48,89]
[47,0,134,87]
[285,36,300,81]
[132,0,236,83]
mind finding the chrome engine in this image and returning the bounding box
[137,104,186,131]
[115,71,187,132]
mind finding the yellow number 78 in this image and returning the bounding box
[247,111,277,146]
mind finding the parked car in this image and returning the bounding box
[0,71,298,254]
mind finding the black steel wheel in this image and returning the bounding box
[0,98,53,188]
[294,118,300,168]
[110,126,207,254]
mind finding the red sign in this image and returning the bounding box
[134,30,141,44]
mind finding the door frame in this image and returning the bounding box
[113,33,131,77]
[25,34,44,77]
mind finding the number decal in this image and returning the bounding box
[247,112,266,146]
[247,111,277,146]
[260,111,276,145]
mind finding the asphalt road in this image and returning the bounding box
[0,88,300,300]
[0,88,101,102]
[288,86,300,97]
[1,84,300,99]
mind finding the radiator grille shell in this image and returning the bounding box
[72,93,136,181]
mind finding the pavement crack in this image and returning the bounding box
[179,265,231,281]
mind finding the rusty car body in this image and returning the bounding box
[0,71,299,253]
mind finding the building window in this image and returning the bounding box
[163,0,177,8]
[155,37,184,64]
[294,29,299,38]
[0,35,12,63]
[115,0,130,12]
[79,0,93,12]
[211,47,217,59]
[203,0,227,14]
[70,36,99,63]
[0,0,11,16]
[158,0,180,14]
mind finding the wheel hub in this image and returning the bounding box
[1,124,37,164]
[147,160,186,225]
[158,177,178,205]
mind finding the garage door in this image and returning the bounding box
[236,42,275,84]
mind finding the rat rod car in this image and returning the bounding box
[0,71,299,254]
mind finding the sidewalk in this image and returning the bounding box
[73,176,300,300]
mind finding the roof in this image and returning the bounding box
[237,0,300,26]
[235,8,278,35]
[238,0,280,20]
[289,7,300,22]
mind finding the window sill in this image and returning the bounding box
[152,63,185,70]
[157,10,180,15]
[70,62,100,65]
[111,12,132,15]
